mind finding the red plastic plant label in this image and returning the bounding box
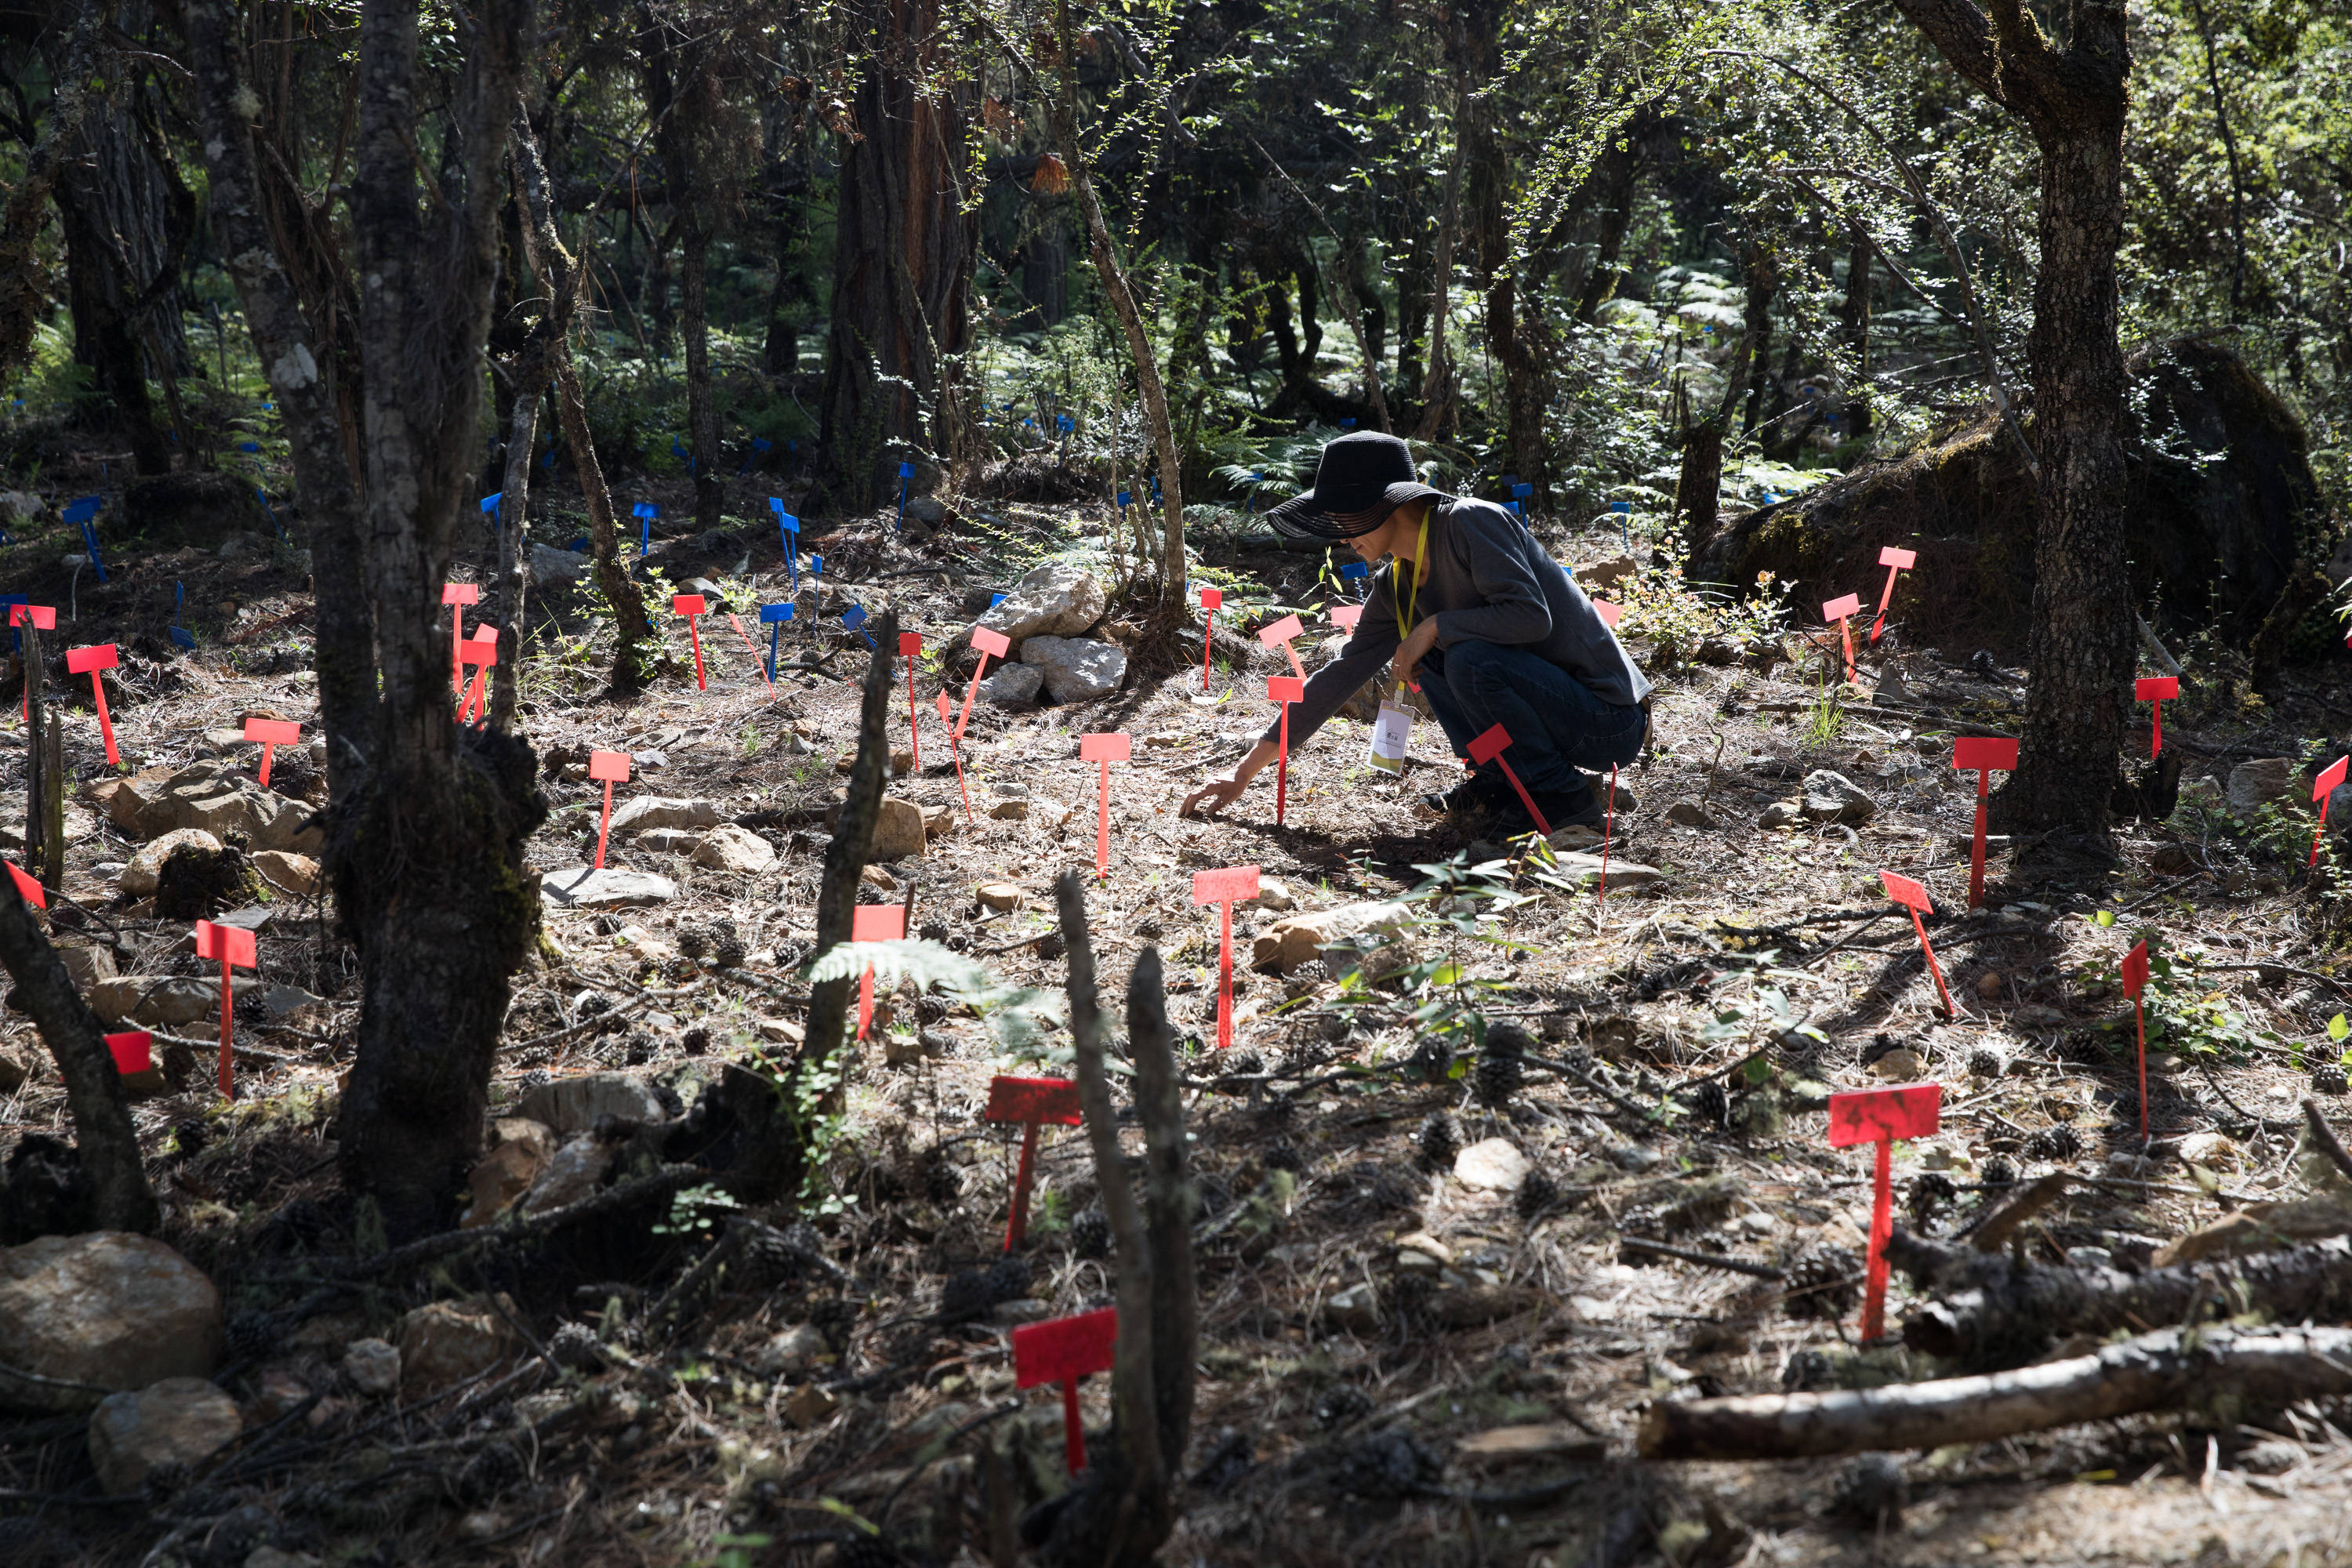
[1592,599,1623,629]
[245,718,300,746]
[2135,676,2179,703]
[106,1030,152,1076]
[1822,593,1860,622]
[441,583,480,605]
[1080,733,1131,763]
[1827,1083,1942,1146]
[2121,938,2149,1000]
[7,861,44,908]
[2315,756,2348,802]
[1878,546,1917,570]
[1880,870,1931,912]
[195,920,258,969]
[9,604,55,630]
[1258,613,1303,648]
[898,632,923,656]
[1014,1307,1120,1388]
[588,750,631,782]
[935,691,952,723]
[1330,604,1363,630]
[1199,588,1223,611]
[972,627,1012,660]
[1192,866,1260,905]
[1952,737,2019,773]
[852,905,906,942]
[1465,724,1513,766]
[66,644,118,673]
[672,594,707,617]
[985,1076,1083,1127]
[1267,676,1304,705]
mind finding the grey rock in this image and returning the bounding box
[120,828,225,897]
[540,867,677,909]
[1800,770,1878,824]
[978,561,1105,644]
[0,1234,223,1414]
[2227,757,2297,815]
[59,943,118,989]
[1019,635,1127,702]
[87,1377,242,1494]
[514,1072,668,1134]
[521,1135,619,1214]
[89,975,221,1028]
[342,1338,401,1397]
[1454,1138,1530,1192]
[753,1323,829,1377]
[690,824,779,875]
[906,495,946,524]
[1544,852,1665,892]
[978,661,1044,707]
[1324,1282,1381,1333]
[530,543,590,588]
[1664,800,1717,828]
[1759,799,1802,829]
[869,797,927,861]
[609,796,723,833]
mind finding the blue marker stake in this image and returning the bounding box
[169,582,194,650]
[842,604,875,649]
[1116,490,1131,512]
[1246,470,1263,516]
[542,443,557,472]
[480,492,502,538]
[254,488,289,544]
[64,495,104,581]
[760,603,795,680]
[1610,499,1633,550]
[568,536,590,554]
[895,460,915,531]
[1056,413,1073,433]
[738,436,771,477]
[991,593,1007,609]
[633,501,656,561]
[672,438,694,476]
[1340,561,1370,599]
[808,554,822,578]
[0,593,24,652]
[771,499,800,591]
[1341,418,1356,429]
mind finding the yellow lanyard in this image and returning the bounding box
[1391,511,1429,699]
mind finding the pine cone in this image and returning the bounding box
[1221,1048,1265,1081]
[1784,1243,1860,1319]
[1907,1171,1957,1227]
[713,937,746,970]
[1980,1153,2017,1188]
[1472,1039,1523,1109]
[677,924,711,960]
[1314,1385,1373,1427]
[1515,1167,1560,1221]
[1414,1112,1459,1173]
[1968,1046,2005,1079]
[1689,1079,1729,1128]
[1831,1454,1908,1526]
[681,1026,710,1056]
[547,1321,604,1370]
[1404,1032,1454,1084]
[459,1439,524,1502]
[2024,1124,2082,1163]
[1069,1207,1111,1260]
[224,1311,278,1360]
[2314,1062,2348,1097]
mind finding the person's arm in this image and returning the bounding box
[1184,586,1404,815]
[1429,505,1552,648]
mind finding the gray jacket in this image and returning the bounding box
[1255,496,1651,750]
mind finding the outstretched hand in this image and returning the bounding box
[1181,774,1249,817]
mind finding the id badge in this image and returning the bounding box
[1367,701,1413,775]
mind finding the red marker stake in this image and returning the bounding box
[12,604,55,721]
[1465,724,1551,839]
[66,644,120,765]
[1192,866,1259,1050]
[106,1029,152,1077]
[1258,613,1306,681]
[8,860,45,908]
[244,717,301,789]
[899,633,924,768]
[1598,765,1620,904]
[2121,939,2151,1142]
[956,627,1011,742]
[458,629,499,723]
[1268,676,1303,825]
[1013,1307,1119,1475]
[1199,588,1222,690]
[1079,733,1129,877]
[728,613,772,691]
[194,919,257,1100]
[985,1075,1083,1249]
[1868,547,1915,643]
[441,583,478,694]
[938,689,971,820]
[1827,1083,1942,1341]
[1880,870,1955,1017]
[2135,676,2178,757]
[588,749,631,869]
[851,904,906,1040]
[673,594,708,689]
[2312,756,2349,868]
[1822,593,1861,683]
[1330,604,1363,632]
[1951,736,2019,909]
[1592,599,1623,630]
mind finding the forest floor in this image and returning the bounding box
[4,454,2352,1568]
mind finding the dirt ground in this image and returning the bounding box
[4,453,2352,1568]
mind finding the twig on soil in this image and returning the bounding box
[1617,1236,1785,1279]
[1958,1171,2072,1250]
[2305,1098,2352,1185]
[2204,960,2352,1006]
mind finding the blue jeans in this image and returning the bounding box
[1419,640,1646,800]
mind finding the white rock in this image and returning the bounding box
[753,1323,829,1377]
[691,824,778,875]
[1019,635,1127,702]
[1250,900,1413,973]
[979,661,1044,706]
[342,1338,401,1397]
[1543,852,1665,892]
[978,561,1105,644]
[514,1071,667,1134]
[252,849,321,897]
[0,1234,223,1414]
[637,827,699,854]
[1324,1282,1381,1332]
[121,828,224,898]
[1454,1138,1532,1192]
[87,1377,242,1494]
[1800,769,1878,824]
[609,796,723,833]
[540,867,677,909]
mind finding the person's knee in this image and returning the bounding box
[1444,640,1514,701]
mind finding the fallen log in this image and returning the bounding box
[1639,1325,2352,1460]
[1886,1229,2352,1366]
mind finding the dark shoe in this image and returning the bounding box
[1423,769,1514,817]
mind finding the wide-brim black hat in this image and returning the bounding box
[1266,431,1451,539]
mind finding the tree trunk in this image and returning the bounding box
[0,10,98,386]
[1838,231,1872,437]
[333,0,546,1241]
[1410,88,1465,443]
[816,0,972,510]
[644,13,725,530]
[1891,0,2132,834]
[556,355,655,690]
[0,883,155,1236]
[1460,0,1548,500]
[1572,119,1644,325]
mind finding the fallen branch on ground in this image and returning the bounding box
[1639,1324,2352,1460]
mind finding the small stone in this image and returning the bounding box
[460,1140,550,1229]
[609,797,724,833]
[251,851,321,897]
[1453,1138,1531,1192]
[1019,635,1127,702]
[1241,877,1297,912]
[1393,1231,1453,1267]
[1759,800,1802,829]
[0,1233,224,1414]
[514,1072,666,1134]
[395,1301,514,1395]
[1577,556,1637,591]
[989,799,1029,821]
[57,943,118,990]
[1800,770,1878,825]
[540,868,677,909]
[782,1383,840,1428]
[1544,853,1664,893]
[979,661,1044,707]
[120,829,224,898]
[989,1298,1053,1326]
[1324,1282,1380,1333]
[1454,1425,1606,1466]
[1976,971,2005,1000]
[86,1377,242,1494]
[869,797,927,861]
[342,1338,401,1397]
[1870,1047,1928,1080]
[1252,900,1412,973]
[520,1135,618,1214]
[1665,800,1716,828]
[753,1323,828,1377]
[690,824,779,876]
[976,882,1026,912]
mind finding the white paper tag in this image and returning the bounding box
[1367,702,1413,774]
